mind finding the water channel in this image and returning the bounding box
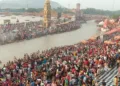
[0,20,98,65]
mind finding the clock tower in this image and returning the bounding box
[75,3,81,21]
[43,0,51,28]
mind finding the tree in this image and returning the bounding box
[111,14,120,19]
[27,8,38,12]
[57,12,61,19]
[81,8,120,16]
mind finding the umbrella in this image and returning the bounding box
[81,40,88,44]
[98,21,104,26]
[104,41,115,44]
[89,36,96,41]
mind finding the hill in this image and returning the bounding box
[82,8,120,16]
[0,0,62,9]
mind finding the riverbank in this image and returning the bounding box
[0,20,118,86]
[0,20,97,65]
[0,21,81,45]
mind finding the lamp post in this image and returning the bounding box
[25,0,28,11]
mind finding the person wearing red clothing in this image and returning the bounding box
[84,58,89,67]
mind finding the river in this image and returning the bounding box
[0,20,98,65]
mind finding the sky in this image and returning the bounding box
[52,0,120,11]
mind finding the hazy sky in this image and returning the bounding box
[52,0,120,11]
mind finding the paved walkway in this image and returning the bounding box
[98,67,118,86]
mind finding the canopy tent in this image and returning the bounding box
[109,19,115,24]
[98,21,104,26]
[105,28,120,35]
[114,36,120,40]
[103,19,108,28]
[104,40,115,44]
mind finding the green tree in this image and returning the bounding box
[57,12,62,19]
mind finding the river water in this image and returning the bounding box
[0,15,42,24]
[0,20,98,65]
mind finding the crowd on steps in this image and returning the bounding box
[0,18,120,86]
[0,31,120,86]
[0,21,80,45]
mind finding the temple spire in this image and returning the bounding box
[43,0,51,28]
[45,0,50,3]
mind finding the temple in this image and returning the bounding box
[43,0,51,28]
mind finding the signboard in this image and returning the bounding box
[4,20,10,24]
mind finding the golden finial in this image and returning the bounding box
[45,0,50,3]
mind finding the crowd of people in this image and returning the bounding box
[0,20,80,45]
[0,17,120,86]
[0,27,120,86]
